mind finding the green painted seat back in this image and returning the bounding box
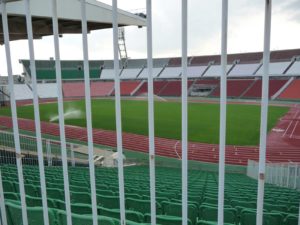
[6,201,56,225]
[155,215,192,225]
[162,201,198,225]
[71,203,93,214]
[200,205,236,224]
[97,195,120,209]
[126,198,162,215]
[99,206,144,223]
[47,188,64,200]
[57,210,118,225]
[284,214,298,225]
[26,196,56,208]
[70,191,91,204]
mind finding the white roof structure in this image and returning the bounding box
[255,62,290,76]
[138,68,163,79]
[1,0,146,43]
[228,63,260,77]
[100,69,115,80]
[120,68,142,79]
[12,84,33,100]
[159,67,181,78]
[286,61,300,75]
[187,66,207,78]
[203,65,232,77]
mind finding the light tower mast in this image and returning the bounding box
[118,27,128,68]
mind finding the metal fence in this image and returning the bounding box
[0,0,299,225]
[247,160,300,190]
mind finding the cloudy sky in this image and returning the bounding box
[0,0,299,76]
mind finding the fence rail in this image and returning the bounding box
[247,160,300,190]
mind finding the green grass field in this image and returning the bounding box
[0,99,288,146]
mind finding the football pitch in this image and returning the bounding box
[0,99,288,146]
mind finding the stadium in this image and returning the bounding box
[0,0,299,225]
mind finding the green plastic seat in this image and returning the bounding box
[5,201,56,225]
[2,180,15,192]
[71,203,93,214]
[126,198,162,214]
[197,221,235,225]
[47,188,64,200]
[97,189,115,196]
[4,192,19,201]
[99,206,144,223]
[240,209,283,225]
[56,209,118,225]
[26,196,56,209]
[145,214,192,225]
[142,195,169,205]
[162,201,198,225]
[288,206,299,214]
[97,195,120,209]
[125,193,142,200]
[284,214,298,225]
[264,203,288,212]
[71,191,91,204]
[199,205,237,224]
[54,199,66,210]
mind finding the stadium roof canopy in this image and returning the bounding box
[0,0,146,44]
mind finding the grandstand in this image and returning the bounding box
[16,49,300,102]
[0,0,300,225]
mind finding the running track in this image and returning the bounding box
[0,105,299,166]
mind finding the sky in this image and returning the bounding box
[0,0,299,76]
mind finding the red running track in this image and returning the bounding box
[0,106,299,165]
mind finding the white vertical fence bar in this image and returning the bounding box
[287,164,290,187]
[1,1,28,224]
[256,1,272,225]
[0,170,8,225]
[51,0,72,224]
[218,0,228,224]
[298,202,300,225]
[280,164,284,186]
[80,0,98,224]
[295,165,298,189]
[24,0,50,223]
[71,148,75,167]
[112,0,126,224]
[146,0,157,224]
[181,0,188,225]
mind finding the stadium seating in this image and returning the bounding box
[1,165,299,225]
[36,69,100,80]
[134,81,169,96]
[111,81,141,96]
[158,81,193,96]
[278,79,300,100]
[63,82,85,98]
[241,79,288,98]
[90,81,114,97]
[210,79,254,98]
